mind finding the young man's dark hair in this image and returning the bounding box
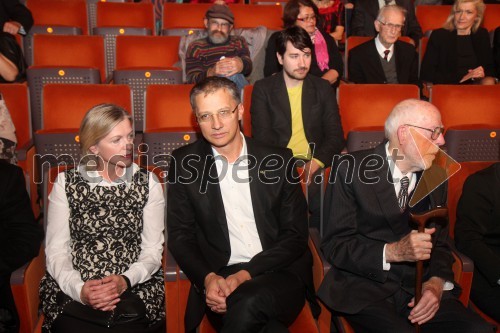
[275,26,314,57]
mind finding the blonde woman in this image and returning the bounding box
[420,0,496,84]
[39,104,165,333]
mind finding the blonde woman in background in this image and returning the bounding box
[420,0,497,84]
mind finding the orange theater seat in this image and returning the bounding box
[96,2,155,34]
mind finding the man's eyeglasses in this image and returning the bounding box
[196,105,239,123]
[296,15,316,22]
[208,20,231,29]
[377,20,404,31]
[405,124,444,140]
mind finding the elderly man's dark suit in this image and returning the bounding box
[348,39,419,85]
[250,72,344,168]
[317,143,493,332]
[350,0,422,45]
[167,137,315,332]
[0,162,42,331]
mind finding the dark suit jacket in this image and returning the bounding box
[264,29,344,82]
[348,38,419,85]
[250,72,345,167]
[455,163,500,292]
[0,162,42,315]
[317,144,453,314]
[0,0,33,33]
[350,0,422,45]
[420,28,497,84]
[167,137,313,331]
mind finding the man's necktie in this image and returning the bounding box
[384,49,390,62]
[398,176,409,210]
[384,0,392,5]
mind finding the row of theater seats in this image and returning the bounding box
[10,162,499,333]
[5,81,499,222]
[25,1,283,38]
[24,0,500,38]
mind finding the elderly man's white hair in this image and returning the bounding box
[384,98,440,141]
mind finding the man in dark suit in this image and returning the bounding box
[455,163,500,322]
[0,0,33,35]
[167,77,315,333]
[351,0,422,46]
[348,5,419,85]
[250,26,344,230]
[0,161,43,333]
[318,99,493,332]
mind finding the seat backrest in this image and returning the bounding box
[86,0,133,32]
[242,84,253,137]
[230,4,282,30]
[344,36,371,79]
[0,84,31,147]
[338,84,420,136]
[447,161,494,238]
[430,85,500,129]
[26,0,89,34]
[115,35,181,70]
[162,3,209,31]
[32,34,106,82]
[162,3,282,30]
[113,69,183,132]
[42,83,132,130]
[93,27,152,82]
[482,4,500,31]
[145,84,196,131]
[96,2,155,35]
[415,5,452,35]
[23,26,83,67]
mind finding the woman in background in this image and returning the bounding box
[420,0,496,84]
[39,104,165,333]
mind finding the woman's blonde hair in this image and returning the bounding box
[79,104,132,169]
[443,0,485,33]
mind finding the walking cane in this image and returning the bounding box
[409,207,448,333]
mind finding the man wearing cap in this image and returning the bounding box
[185,4,252,90]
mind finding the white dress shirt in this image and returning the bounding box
[212,133,263,266]
[45,163,165,303]
[375,35,396,62]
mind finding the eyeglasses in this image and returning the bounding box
[377,20,404,31]
[296,15,316,22]
[405,124,444,140]
[196,105,239,123]
[208,20,231,29]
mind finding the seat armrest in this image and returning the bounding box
[15,139,34,161]
[450,244,473,307]
[10,246,45,333]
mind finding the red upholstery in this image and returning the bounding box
[115,35,181,69]
[26,0,89,34]
[338,84,420,137]
[145,84,196,131]
[32,35,107,82]
[96,2,155,34]
[41,84,132,131]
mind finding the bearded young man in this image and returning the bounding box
[185,4,252,90]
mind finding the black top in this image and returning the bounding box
[456,35,478,80]
[420,28,496,84]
